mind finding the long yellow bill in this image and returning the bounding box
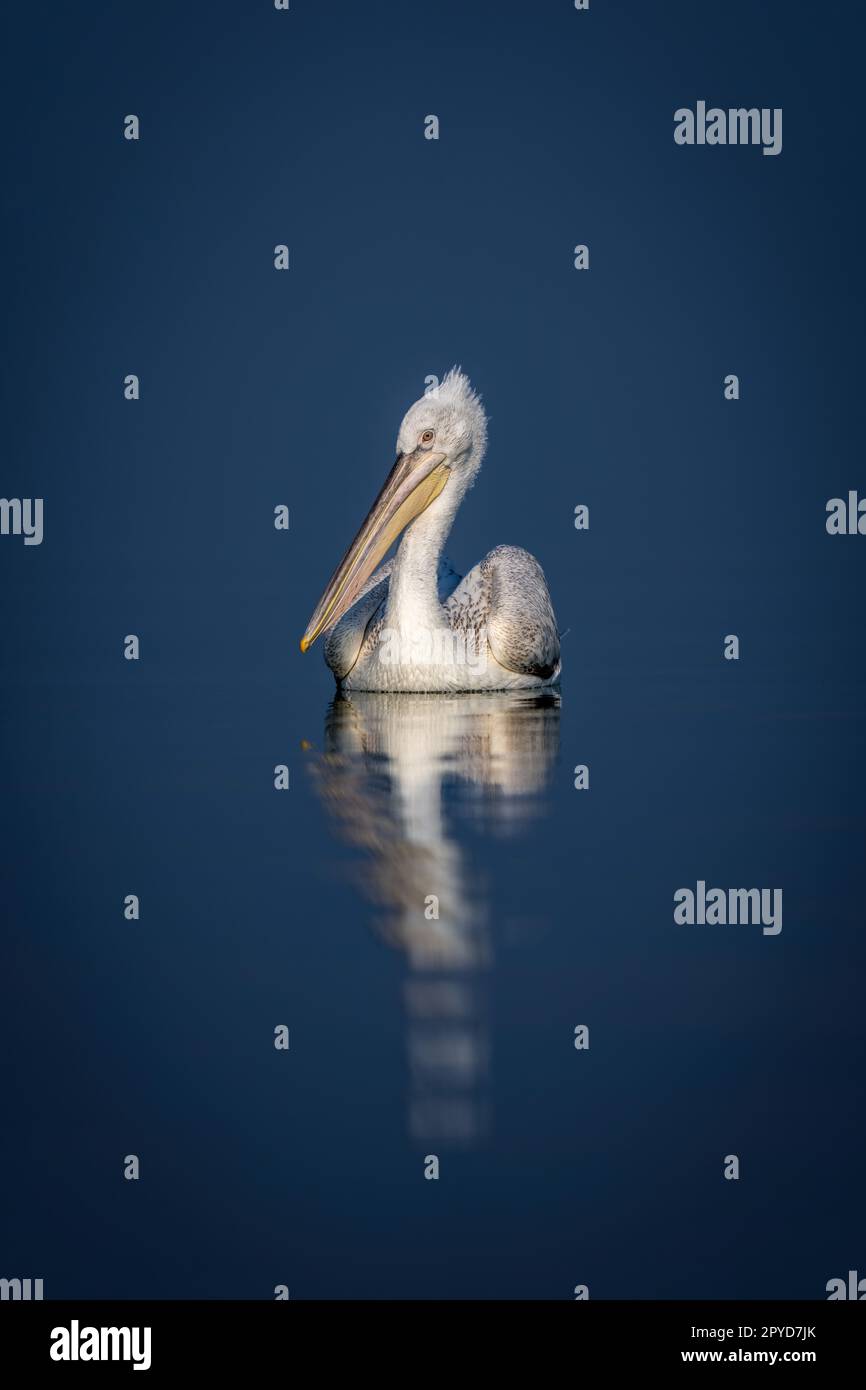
[300,449,449,652]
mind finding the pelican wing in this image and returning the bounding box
[482,545,561,681]
[323,560,393,679]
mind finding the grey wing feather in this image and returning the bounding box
[323,560,393,679]
[483,545,560,680]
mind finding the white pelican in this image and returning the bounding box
[300,370,561,692]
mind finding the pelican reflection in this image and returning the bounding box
[306,690,560,1145]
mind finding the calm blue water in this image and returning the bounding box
[3,658,864,1298]
[2,0,864,1300]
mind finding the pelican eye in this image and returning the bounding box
[420,429,435,447]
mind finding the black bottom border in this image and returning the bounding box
[1,1299,861,1375]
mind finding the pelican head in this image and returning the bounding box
[300,368,487,653]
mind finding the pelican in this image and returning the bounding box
[300,370,561,692]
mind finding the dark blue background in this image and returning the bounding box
[1,0,864,1299]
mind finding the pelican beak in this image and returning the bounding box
[300,449,449,652]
